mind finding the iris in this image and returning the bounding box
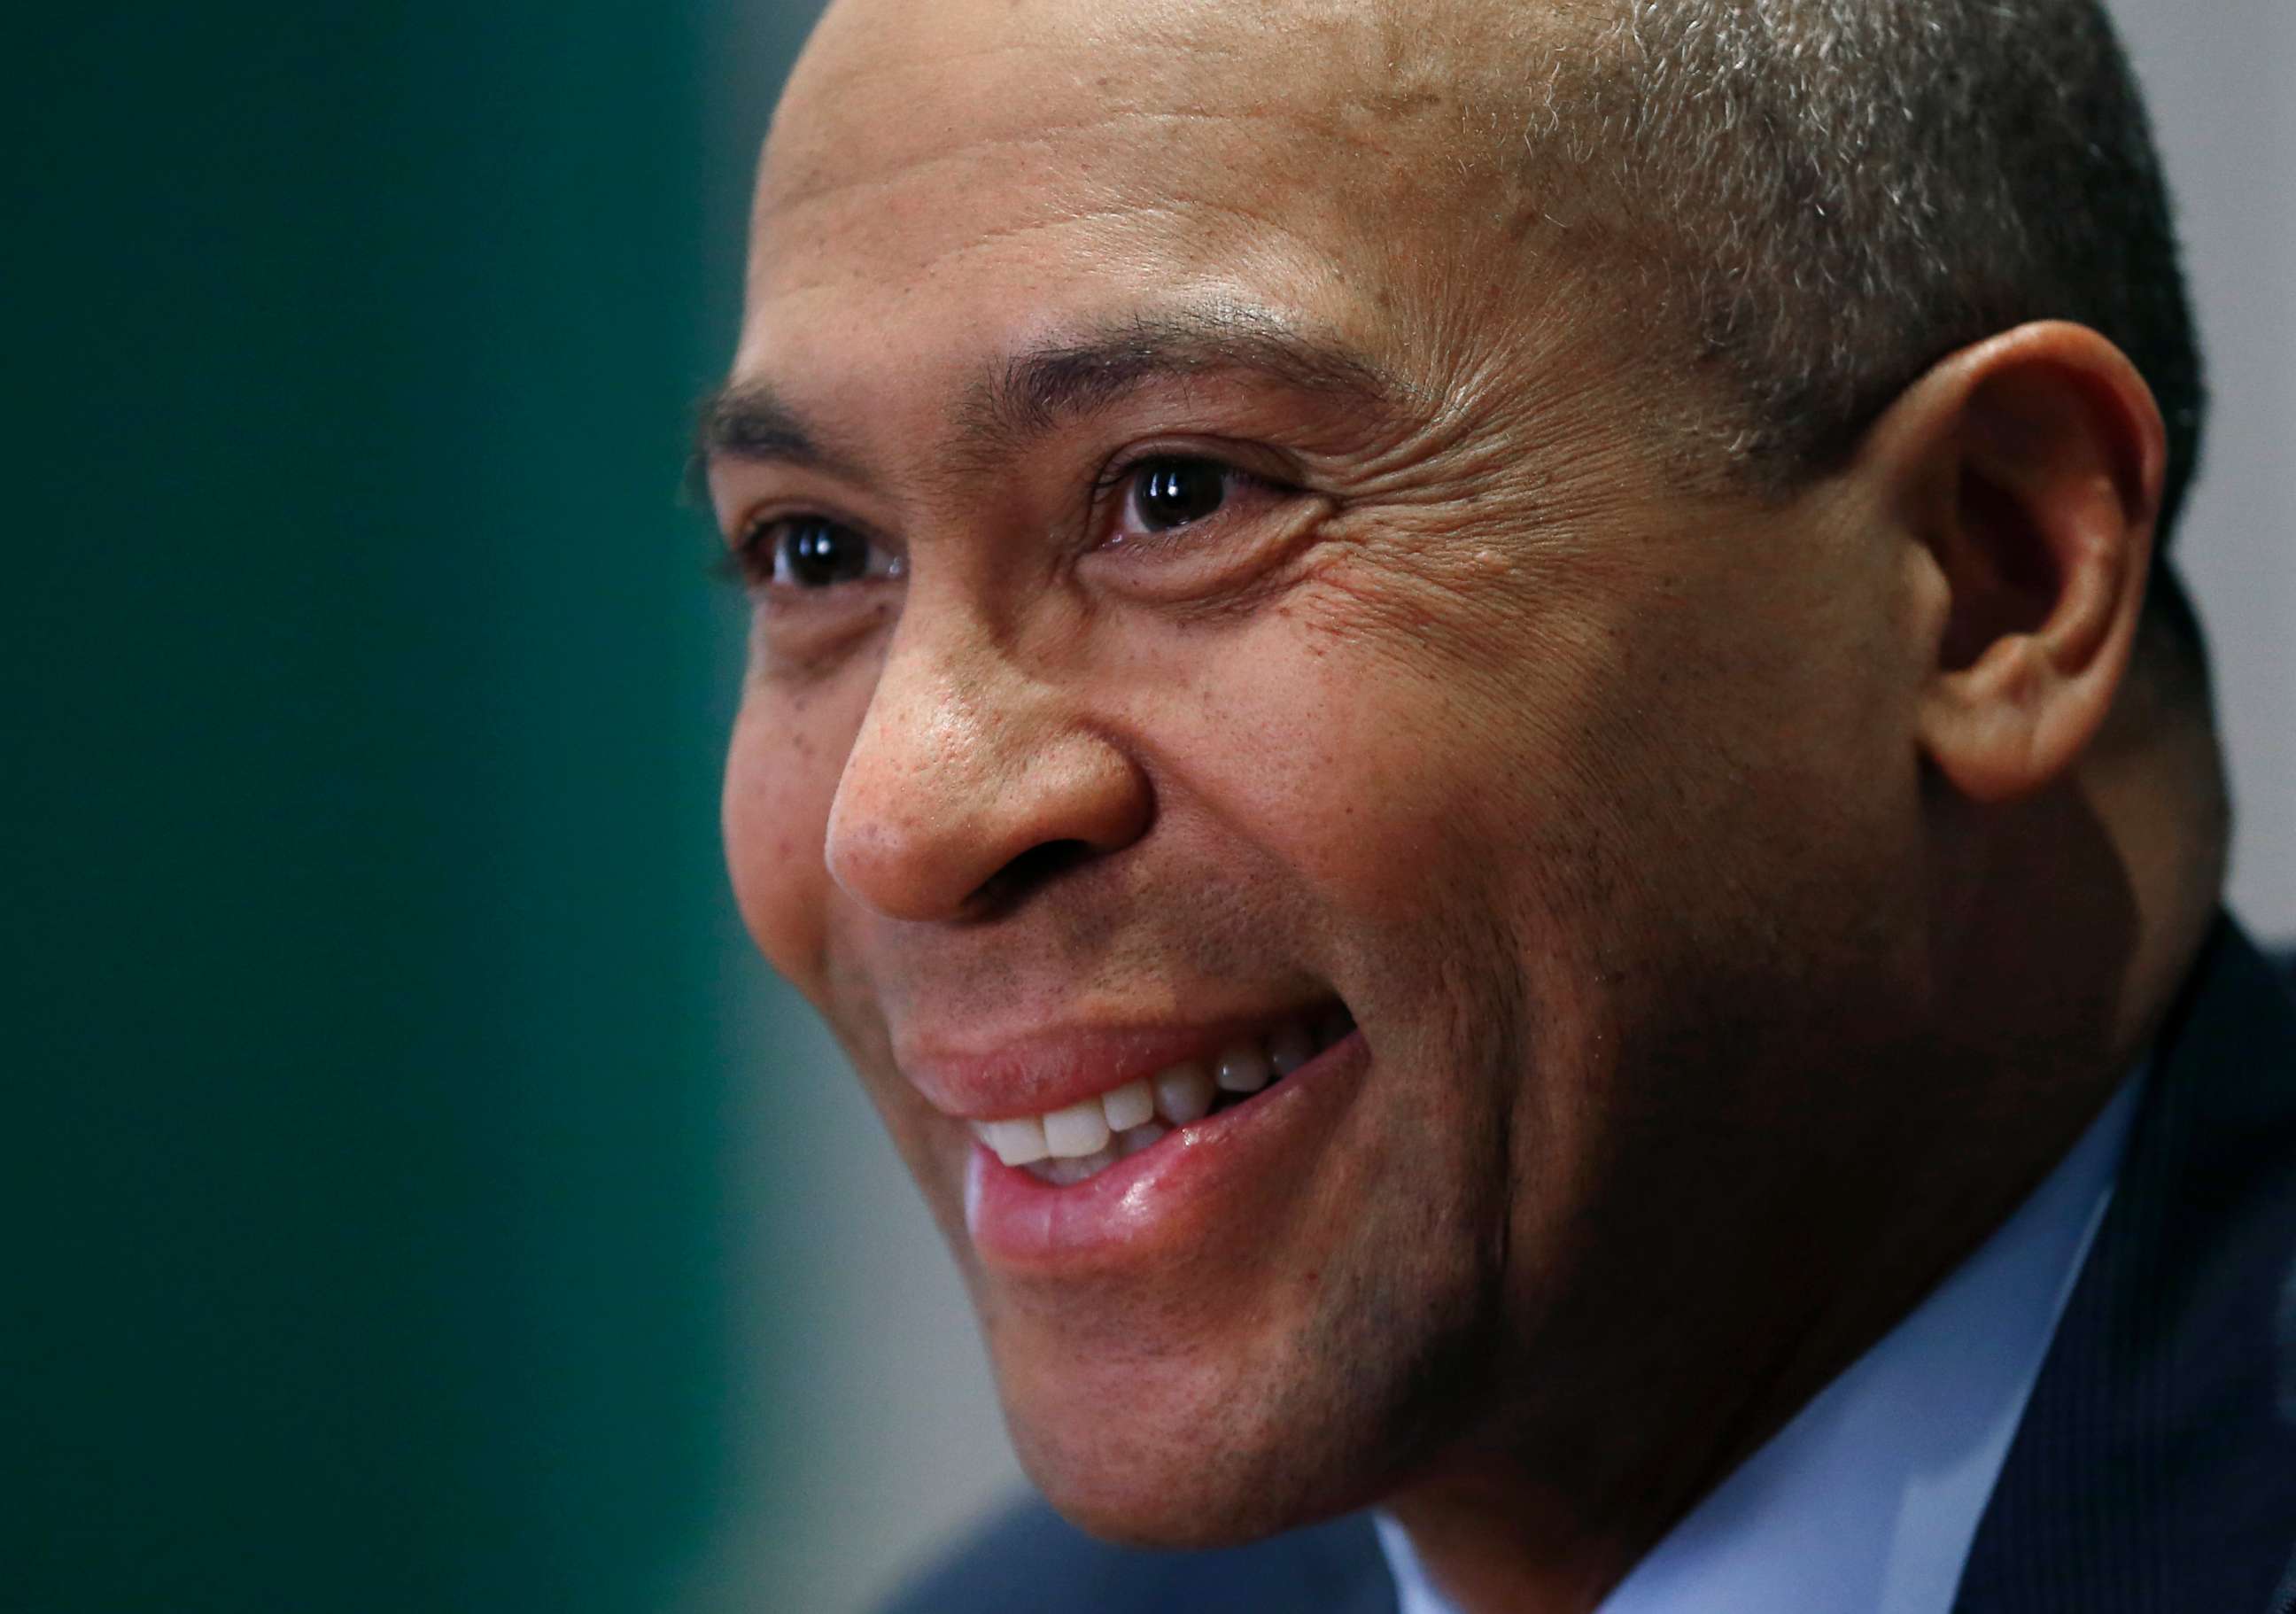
[783,518,870,587]
[1132,458,1227,532]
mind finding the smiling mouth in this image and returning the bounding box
[970,1002,1358,1187]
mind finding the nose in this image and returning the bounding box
[823,622,1152,923]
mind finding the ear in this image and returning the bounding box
[1861,322,2167,803]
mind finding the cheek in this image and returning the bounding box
[1122,594,1569,929]
[721,687,855,996]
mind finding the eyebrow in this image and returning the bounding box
[966,305,1407,454]
[691,301,1408,492]
[690,380,865,491]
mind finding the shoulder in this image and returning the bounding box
[1955,918,2296,1612]
[879,1494,1396,1614]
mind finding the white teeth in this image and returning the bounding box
[1102,1078,1154,1132]
[1152,1060,1216,1124]
[1214,1042,1271,1094]
[973,1115,1050,1167]
[1268,1021,1315,1076]
[983,1007,1355,1185]
[1043,1096,1113,1159]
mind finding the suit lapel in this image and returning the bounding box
[1952,920,2296,1614]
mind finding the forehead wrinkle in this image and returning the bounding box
[759,190,1297,318]
[766,0,1519,226]
[760,97,1404,238]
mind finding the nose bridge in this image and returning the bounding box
[823,600,1147,922]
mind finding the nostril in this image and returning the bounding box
[968,838,1097,916]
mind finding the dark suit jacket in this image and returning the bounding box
[886,922,2296,1613]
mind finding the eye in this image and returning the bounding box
[1090,450,1307,591]
[778,518,869,587]
[739,515,901,591]
[1125,456,1235,534]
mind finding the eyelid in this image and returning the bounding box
[1092,438,1295,497]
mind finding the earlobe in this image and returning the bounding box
[1882,322,2166,803]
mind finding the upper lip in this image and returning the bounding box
[896,1003,1339,1121]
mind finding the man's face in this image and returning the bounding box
[718,0,1934,1542]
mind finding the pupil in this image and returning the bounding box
[784,519,867,587]
[1134,459,1225,532]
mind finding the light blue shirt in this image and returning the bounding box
[1376,1071,2144,1614]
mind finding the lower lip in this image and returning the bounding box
[963,1030,1371,1270]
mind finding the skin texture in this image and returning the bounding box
[710,2,2224,1607]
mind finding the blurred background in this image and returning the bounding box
[7,2,2289,1610]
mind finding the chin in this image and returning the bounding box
[983,1268,1485,1549]
[1009,1406,1376,1549]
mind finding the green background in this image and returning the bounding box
[9,4,823,1608]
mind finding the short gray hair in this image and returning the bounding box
[1554,0,2205,550]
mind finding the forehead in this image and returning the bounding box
[738,0,1571,401]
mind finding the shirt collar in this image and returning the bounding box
[1377,1067,2145,1614]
